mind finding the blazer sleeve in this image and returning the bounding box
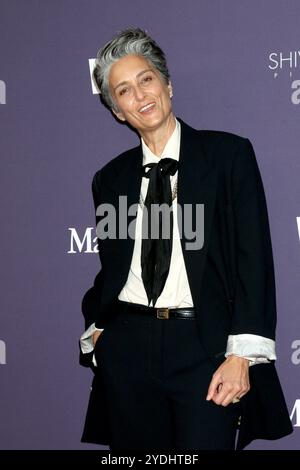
[229,138,277,341]
[81,171,105,331]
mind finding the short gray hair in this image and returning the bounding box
[93,27,171,112]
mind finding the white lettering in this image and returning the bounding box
[291,340,300,365]
[291,81,300,104]
[290,399,300,427]
[0,340,6,365]
[68,227,98,253]
[296,217,300,240]
[0,80,6,104]
[268,51,300,71]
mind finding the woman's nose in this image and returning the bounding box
[134,84,145,101]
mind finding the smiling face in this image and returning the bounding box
[108,54,173,134]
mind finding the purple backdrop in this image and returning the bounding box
[0,0,299,450]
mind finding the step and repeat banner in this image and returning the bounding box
[0,0,299,450]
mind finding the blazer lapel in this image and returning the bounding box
[176,117,218,307]
[107,143,143,276]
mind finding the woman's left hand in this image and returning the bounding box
[206,355,250,406]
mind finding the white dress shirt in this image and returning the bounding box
[80,117,276,367]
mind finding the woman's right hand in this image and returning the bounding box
[92,330,103,347]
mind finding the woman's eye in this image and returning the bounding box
[141,76,153,83]
[119,88,128,96]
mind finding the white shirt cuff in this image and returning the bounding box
[225,334,277,365]
[79,322,104,354]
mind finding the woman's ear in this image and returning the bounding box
[112,109,126,122]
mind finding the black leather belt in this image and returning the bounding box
[118,300,196,319]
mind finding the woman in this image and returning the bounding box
[79,27,292,451]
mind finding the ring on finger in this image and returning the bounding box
[232,397,241,404]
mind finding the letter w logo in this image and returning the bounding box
[290,399,300,427]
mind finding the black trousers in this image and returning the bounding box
[95,301,241,451]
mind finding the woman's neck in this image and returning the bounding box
[140,113,176,157]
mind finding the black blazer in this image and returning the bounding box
[80,117,293,449]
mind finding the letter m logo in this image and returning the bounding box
[68,227,98,253]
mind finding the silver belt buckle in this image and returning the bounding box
[156,308,169,319]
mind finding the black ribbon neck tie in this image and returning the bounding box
[141,158,179,307]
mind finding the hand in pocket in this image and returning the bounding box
[92,330,103,347]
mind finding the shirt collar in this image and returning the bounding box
[141,117,181,166]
